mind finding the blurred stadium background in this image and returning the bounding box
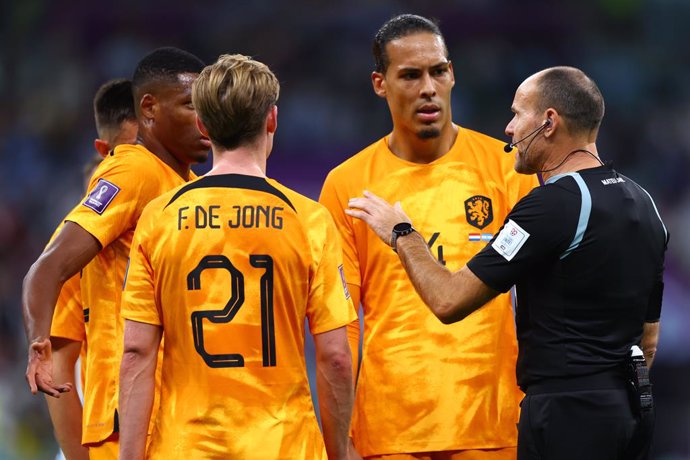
[1,1,688,458]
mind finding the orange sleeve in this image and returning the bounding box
[319,171,361,288]
[305,206,358,335]
[65,159,167,249]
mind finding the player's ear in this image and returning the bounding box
[94,139,110,158]
[139,93,156,121]
[372,71,386,98]
[448,60,455,88]
[266,105,278,134]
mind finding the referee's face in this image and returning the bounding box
[506,78,544,174]
[373,32,455,141]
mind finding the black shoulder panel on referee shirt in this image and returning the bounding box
[164,174,296,211]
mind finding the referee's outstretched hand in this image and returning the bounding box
[346,190,412,247]
[26,337,72,397]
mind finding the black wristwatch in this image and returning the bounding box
[391,222,416,252]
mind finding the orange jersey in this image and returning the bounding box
[319,125,538,455]
[50,266,86,342]
[121,174,356,459]
[64,144,192,444]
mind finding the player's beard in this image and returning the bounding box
[417,128,440,139]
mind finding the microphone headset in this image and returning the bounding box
[503,117,605,179]
[503,119,552,153]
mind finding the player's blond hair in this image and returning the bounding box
[193,54,280,149]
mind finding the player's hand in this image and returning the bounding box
[346,438,363,460]
[26,338,72,397]
[346,191,412,247]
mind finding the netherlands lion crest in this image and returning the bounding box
[464,195,493,229]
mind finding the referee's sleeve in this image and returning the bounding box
[645,278,664,322]
[467,185,578,292]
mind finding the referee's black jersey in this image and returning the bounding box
[467,165,668,391]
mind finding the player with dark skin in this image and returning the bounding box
[22,48,210,398]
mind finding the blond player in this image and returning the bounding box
[118,54,356,459]
[319,14,537,459]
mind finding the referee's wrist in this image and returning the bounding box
[391,222,416,252]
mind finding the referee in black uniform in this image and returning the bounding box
[345,66,668,460]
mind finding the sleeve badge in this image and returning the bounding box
[82,178,120,214]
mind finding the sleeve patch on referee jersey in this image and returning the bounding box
[491,219,530,261]
[338,264,351,300]
[82,178,120,214]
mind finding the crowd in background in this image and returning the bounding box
[1,1,688,458]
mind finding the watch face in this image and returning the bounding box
[393,222,412,233]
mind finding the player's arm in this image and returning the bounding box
[313,326,354,460]
[119,200,162,459]
[22,222,101,396]
[319,174,362,383]
[346,191,499,323]
[345,285,360,382]
[343,285,362,460]
[119,320,161,460]
[44,337,88,460]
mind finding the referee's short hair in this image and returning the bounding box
[535,66,605,135]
